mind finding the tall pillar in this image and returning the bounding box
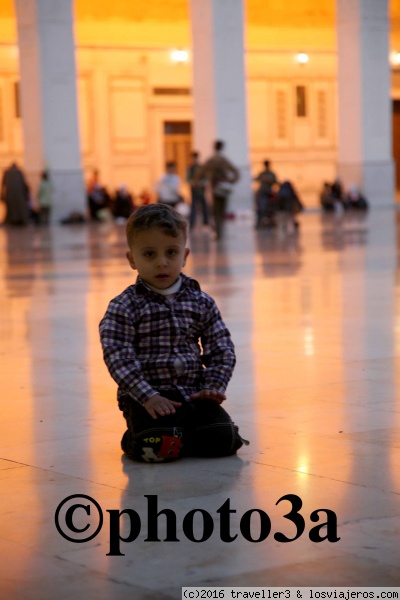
[189,0,252,214]
[336,0,395,204]
[15,0,85,221]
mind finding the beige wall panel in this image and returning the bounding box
[11,116,23,155]
[312,81,336,148]
[109,77,147,153]
[270,158,336,208]
[112,165,152,196]
[272,82,292,147]
[293,120,312,148]
[247,79,270,149]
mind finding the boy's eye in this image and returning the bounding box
[143,251,153,257]
[168,249,177,256]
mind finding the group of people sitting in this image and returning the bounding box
[87,170,151,222]
[320,178,369,212]
[254,160,304,231]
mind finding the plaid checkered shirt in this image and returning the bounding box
[99,273,236,405]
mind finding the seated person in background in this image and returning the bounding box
[331,178,344,202]
[331,177,346,212]
[320,182,335,212]
[277,180,303,231]
[343,185,369,211]
[87,170,110,221]
[113,184,135,220]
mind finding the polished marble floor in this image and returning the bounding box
[0,208,400,598]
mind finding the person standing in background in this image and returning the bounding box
[254,159,279,229]
[187,151,209,231]
[156,161,183,208]
[194,141,239,240]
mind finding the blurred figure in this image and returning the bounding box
[277,180,303,233]
[186,151,209,230]
[1,162,30,226]
[320,179,345,213]
[331,177,345,213]
[320,182,335,212]
[194,140,239,240]
[37,170,53,225]
[113,184,135,220]
[255,160,278,195]
[139,189,152,205]
[343,185,369,211]
[254,159,279,229]
[156,161,183,208]
[331,178,344,203]
[87,169,110,221]
[87,168,100,197]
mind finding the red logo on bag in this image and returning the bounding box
[158,436,183,458]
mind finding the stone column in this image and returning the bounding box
[189,0,252,215]
[336,0,395,204]
[15,0,85,221]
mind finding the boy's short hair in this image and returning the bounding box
[126,204,187,246]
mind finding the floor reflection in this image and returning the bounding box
[0,209,400,595]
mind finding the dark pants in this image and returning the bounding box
[39,207,51,225]
[189,188,209,229]
[119,391,245,462]
[213,194,228,239]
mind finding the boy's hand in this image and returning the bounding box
[190,390,226,404]
[143,394,182,420]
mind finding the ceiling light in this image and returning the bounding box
[296,53,309,65]
[171,49,189,63]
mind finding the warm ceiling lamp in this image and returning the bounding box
[296,52,309,65]
[171,49,189,63]
[390,51,400,67]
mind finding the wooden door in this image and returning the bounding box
[163,121,192,183]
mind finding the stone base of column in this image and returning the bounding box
[50,169,86,223]
[338,160,395,206]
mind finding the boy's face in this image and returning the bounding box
[126,227,190,290]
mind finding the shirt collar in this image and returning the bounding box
[135,273,200,295]
[144,276,182,297]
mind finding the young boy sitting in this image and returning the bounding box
[99,203,247,462]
